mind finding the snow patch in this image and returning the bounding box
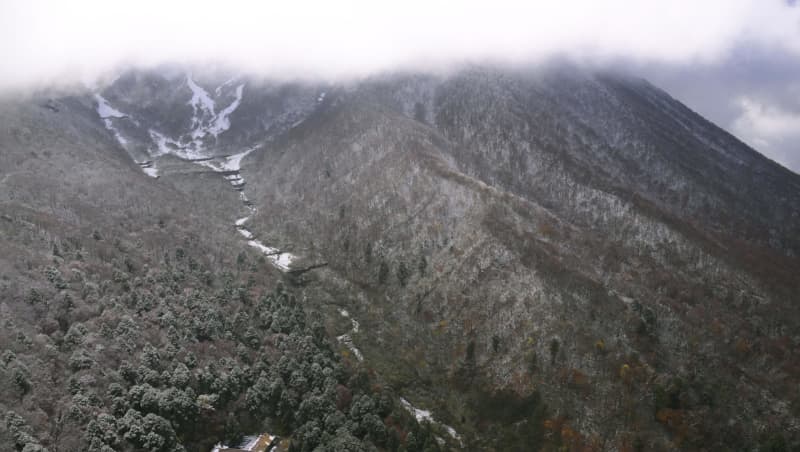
[337,309,363,360]
[102,118,128,146]
[442,425,461,442]
[400,398,462,443]
[94,94,131,148]
[142,166,159,178]
[337,309,359,332]
[185,76,244,143]
[95,94,126,118]
[620,295,635,305]
[246,239,295,271]
[195,147,255,173]
[272,252,294,270]
[148,129,205,160]
[400,398,434,423]
[148,130,173,157]
[215,76,238,96]
[221,147,252,171]
[208,84,244,137]
[337,334,364,361]
[187,74,216,118]
[247,239,275,254]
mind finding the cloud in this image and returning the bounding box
[1,0,799,90]
[731,96,800,169]
[634,45,800,173]
[1,0,798,172]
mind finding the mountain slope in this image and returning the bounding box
[242,66,800,450]
[0,88,441,451]
[2,64,798,451]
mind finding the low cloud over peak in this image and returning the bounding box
[1,0,799,88]
[2,0,799,171]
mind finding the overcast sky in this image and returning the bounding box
[1,0,798,172]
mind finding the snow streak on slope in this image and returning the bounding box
[137,160,159,178]
[215,76,238,96]
[185,74,245,144]
[99,74,248,162]
[399,398,462,444]
[203,148,297,272]
[94,94,159,178]
[93,89,296,272]
[336,309,363,361]
[218,148,254,171]
[187,74,216,132]
[95,94,126,119]
[208,84,244,137]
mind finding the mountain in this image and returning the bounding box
[1,64,798,451]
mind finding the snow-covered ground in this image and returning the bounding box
[95,94,126,119]
[94,82,297,273]
[94,94,164,179]
[94,94,127,147]
[142,166,158,178]
[400,398,462,443]
[186,74,245,142]
[215,76,238,96]
[187,76,214,109]
[208,84,244,137]
[400,398,434,423]
[222,148,253,171]
[197,149,297,272]
[336,333,364,361]
[193,147,255,173]
[103,119,128,146]
[245,238,295,271]
[97,73,248,163]
[338,308,360,333]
